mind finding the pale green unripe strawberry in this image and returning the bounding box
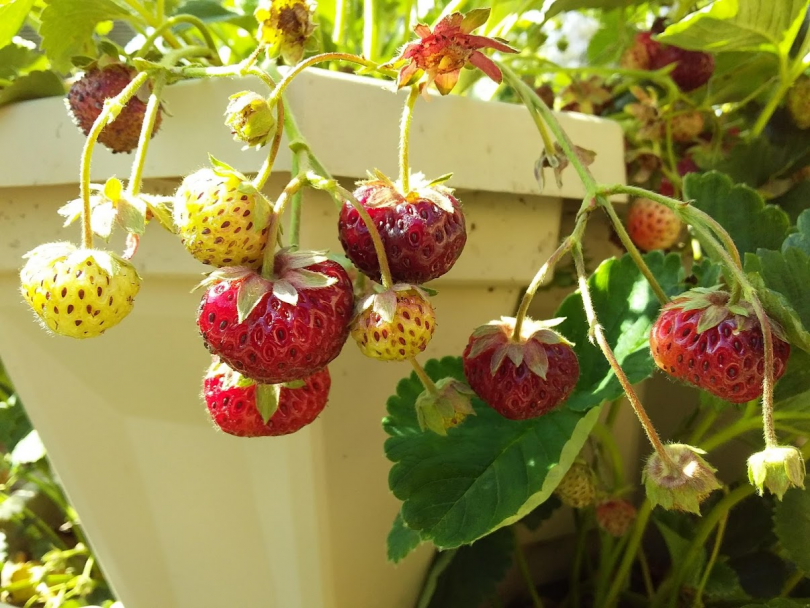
[20,242,140,339]
[174,159,272,269]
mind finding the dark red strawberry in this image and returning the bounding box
[67,64,163,154]
[677,156,699,176]
[337,175,466,284]
[620,32,661,70]
[462,317,579,420]
[651,289,790,403]
[652,46,714,92]
[204,358,330,437]
[197,250,354,384]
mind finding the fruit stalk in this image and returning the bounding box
[512,526,544,608]
[127,73,167,196]
[749,295,778,448]
[79,71,151,248]
[288,150,304,249]
[409,357,438,395]
[602,500,652,608]
[692,507,728,607]
[571,244,674,468]
[267,52,397,106]
[399,85,419,193]
[252,93,286,191]
[751,60,795,137]
[261,176,305,278]
[135,14,222,64]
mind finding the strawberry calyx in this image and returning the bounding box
[355,283,430,324]
[195,249,339,322]
[415,377,476,435]
[747,445,806,500]
[666,287,786,339]
[467,316,572,379]
[642,443,721,514]
[357,170,456,213]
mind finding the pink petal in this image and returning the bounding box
[468,51,502,83]
[397,61,419,88]
[414,24,432,39]
[434,13,463,35]
[433,69,460,95]
[465,34,518,53]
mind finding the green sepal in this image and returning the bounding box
[256,384,281,424]
[236,274,271,322]
[282,379,306,389]
[460,8,490,32]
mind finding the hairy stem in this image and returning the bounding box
[136,14,222,63]
[693,506,728,607]
[252,88,285,191]
[261,176,305,279]
[289,151,304,250]
[572,244,673,466]
[748,294,778,447]
[781,569,806,598]
[127,73,166,196]
[399,85,420,193]
[79,71,150,248]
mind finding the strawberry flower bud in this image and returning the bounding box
[225,91,277,149]
[747,445,806,500]
[642,444,721,514]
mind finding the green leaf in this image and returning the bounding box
[721,492,777,558]
[744,268,810,354]
[700,136,810,189]
[0,70,64,106]
[0,40,45,80]
[0,0,35,49]
[783,209,810,254]
[704,52,779,106]
[685,171,790,256]
[773,486,810,572]
[742,600,810,608]
[387,512,423,564]
[520,494,561,530]
[0,482,38,521]
[384,356,603,549]
[586,9,636,66]
[421,528,514,608]
[543,0,647,20]
[657,0,810,57]
[39,0,132,72]
[702,561,749,601]
[773,181,810,225]
[653,513,706,587]
[173,0,254,28]
[731,550,791,599]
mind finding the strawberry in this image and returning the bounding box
[197,250,354,384]
[174,160,272,269]
[224,91,278,149]
[338,174,467,285]
[650,288,791,403]
[787,75,810,130]
[677,156,699,176]
[415,377,476,435]
[351,285,435,361]
[620,32,660,70]
[204,357,330,437]
[670,111,705,142]
[554,462,596,509]
[596,499,637,536]
[462,316,579,420]
[652,45,714,92]
[20,242,140,339]
[626,198,682,251]
[644,444,721,513]
[66,64,162,154]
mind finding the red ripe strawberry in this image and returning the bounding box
[652,46,714,92]
[204,358,330,437]
[462,317,579,420]
[677,156,699,176]
[626,198,682,251]
[197,250,354,384]
[338,174,467,284]
[620,32,661,70]
[650,289,791,403]
[67,64,162,154]
[596,499,637,536]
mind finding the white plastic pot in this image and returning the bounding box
[0,69,626,608]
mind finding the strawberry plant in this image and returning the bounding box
[3,0,810,606]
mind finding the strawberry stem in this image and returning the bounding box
[288,149,307,250]
[512,526,544,608]
[126,73,166,197]
[261,176,306,279]
[409,357,438,395]
[135,14,223,65]
[571,243,675,469]
[399,85,419,193]
[265,52,397,107]
[252,94,285,192]
[749,294,778,448]
[78,70,151,249]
